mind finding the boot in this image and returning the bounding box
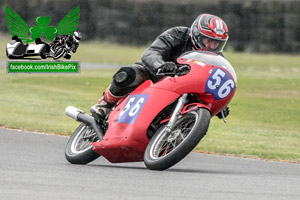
[90,88,122,120]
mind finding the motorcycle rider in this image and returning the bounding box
[90,14,230,120]
[50,31,82,59]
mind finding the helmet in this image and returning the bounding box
[73,31,82,42]
[191,14,228,53]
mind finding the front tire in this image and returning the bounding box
[53,46,65,60]
[144,108,211,170]
[65,123,100,164]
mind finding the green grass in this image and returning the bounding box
[196,52,300,162]
[0,34,299,162]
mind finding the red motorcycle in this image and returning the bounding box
[65,51,237,170]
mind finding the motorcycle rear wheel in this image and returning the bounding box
[144,108,211,170]
[65,123,100,164]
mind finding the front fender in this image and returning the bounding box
[159,102,211,124]
[181,103,211,115]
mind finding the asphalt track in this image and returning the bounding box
[1,127,300,200]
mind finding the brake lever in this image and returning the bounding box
[178,65,190,74]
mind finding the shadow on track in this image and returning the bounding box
[87,163,243,175]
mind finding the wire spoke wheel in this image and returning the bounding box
[144,108,211,170]
[65,123,100,164]
[150,113,197,159]
[70,125,98,154]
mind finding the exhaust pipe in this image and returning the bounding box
[65,106,104,140]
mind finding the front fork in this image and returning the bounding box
[165,93,227,133]
[165,93,188,133]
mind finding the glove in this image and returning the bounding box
[158,62,177,73]
[216,106,230,119]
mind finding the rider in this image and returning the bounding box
[90,14,230,120]
[50,31,82,59]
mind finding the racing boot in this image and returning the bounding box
[90,88,122,120]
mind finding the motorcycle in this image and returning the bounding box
[64,51,237,170]
[49,35,78,60]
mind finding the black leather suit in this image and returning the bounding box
[109,26,194,97]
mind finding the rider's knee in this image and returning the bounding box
[113,66,136,87]
[113,64,149,87]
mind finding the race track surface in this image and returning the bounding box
[1,128,300,200]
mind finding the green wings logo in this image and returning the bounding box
[5,5,80,44]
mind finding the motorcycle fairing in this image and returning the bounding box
[92,83,180,163]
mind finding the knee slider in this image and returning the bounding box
[113,67,136,87]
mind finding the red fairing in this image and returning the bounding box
[93,51,236,163]
[93,82,180,163]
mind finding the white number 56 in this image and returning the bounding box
[207,68,234,99]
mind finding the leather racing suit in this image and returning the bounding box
[109,26,195,97]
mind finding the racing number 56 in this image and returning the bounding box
[207,68,235,99]
[120,97,145,117]
[117,94,149,124]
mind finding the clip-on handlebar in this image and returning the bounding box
[156,65,190,76]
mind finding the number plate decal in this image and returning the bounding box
[116,94,149,124]
[205,68,235,100]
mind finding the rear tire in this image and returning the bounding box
[65,123,100,164]
[144,108,211,170]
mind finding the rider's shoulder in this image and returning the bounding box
[163,26,190,34]
[159,26,190,40]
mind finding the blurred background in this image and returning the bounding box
[1,0,300,53]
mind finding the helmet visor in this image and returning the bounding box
[195,35,227,53]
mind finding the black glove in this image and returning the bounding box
[158,62,177,73]
[216,106,230,119]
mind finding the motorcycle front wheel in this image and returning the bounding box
[144,108,211,170]
[65,123,100,164]
[53,46,65,60]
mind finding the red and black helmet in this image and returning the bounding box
[191,14,229,53]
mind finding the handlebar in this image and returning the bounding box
[156,65,190,76]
